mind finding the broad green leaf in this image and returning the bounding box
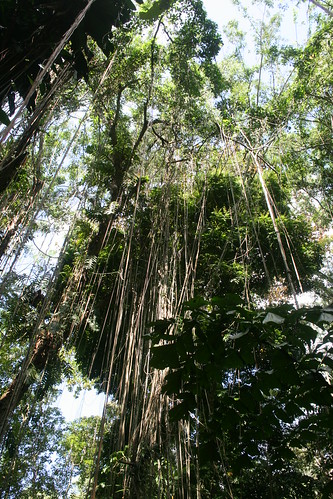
[220,350,244,369]
[175,336,188,360]
[181,330,195,353]
[151,318,173,334]
[151,343,179,369]
[323,482,333,496]
[231,453,254,474]
[169,398,194,422]
[194,344,211,363]
[322,356,333,370]
[139,0,175,21]
[270,348,294,370]
[299,429,317,442]
[211,294,243,308]
[163,369,182,395]
[263,312,285,324]
[236,389,258,412]
[299,357,320,370]
[228,330,249,340]
[184,296,208,311]
[318,312,333,323]
[216,406,240,429]
[297,323,318,345]
[206,363,223,382]
[0,109,10,126]
[274,407,293,424]
[277,447,296,460]
[198,440,219,465]
[258,370,282,393]
[244,441,260,457]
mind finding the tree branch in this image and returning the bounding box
[308,0,333,18]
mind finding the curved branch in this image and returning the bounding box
[308,0,333,18]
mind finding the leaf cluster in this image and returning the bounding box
[150,294,333,496]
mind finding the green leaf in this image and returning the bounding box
[228,330,249,340]
[304,308,324,324]
[211,294,243,309]
[220,350,244,369]
[237,389,258,412]
[274,407,293,423]
[299,356,320,370]
[163,369,182,395]
[139,0,175,21]
[206,363,223,382]
[322,356,333,370]
[151,318,173,334]
[263,312,285,324]
[198,440,219,465]
[175,336,188,360]
[231,453,254,474]
[270,348,293,369]
[181,329,195,353]
[194,344,211,363]
[151,343,179,369]
[297,323,318,345]
[244,441,260,457]
[318,312,333,323]
[258,370,282,393]
[315,411,333,429]
[215,406,240,429]
[0,109,10,126]
[277,446,296,460]
[299,429,317,442]
[184,296,208,311]
[323,481,333,496]
[169,398,193,422]
[149,319,174,343]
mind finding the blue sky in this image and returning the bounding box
[55,383,105,421]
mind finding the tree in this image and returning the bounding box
[0,401,70,498]
[60,401,119,498]
[0,0,332,496]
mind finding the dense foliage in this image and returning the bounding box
[150,295,333,497]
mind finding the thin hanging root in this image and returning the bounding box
[233,128,299,306]
[218,124,272,289]
[84,170,209,497]
[252,151,299,306]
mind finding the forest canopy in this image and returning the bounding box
[0,0,333,497]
